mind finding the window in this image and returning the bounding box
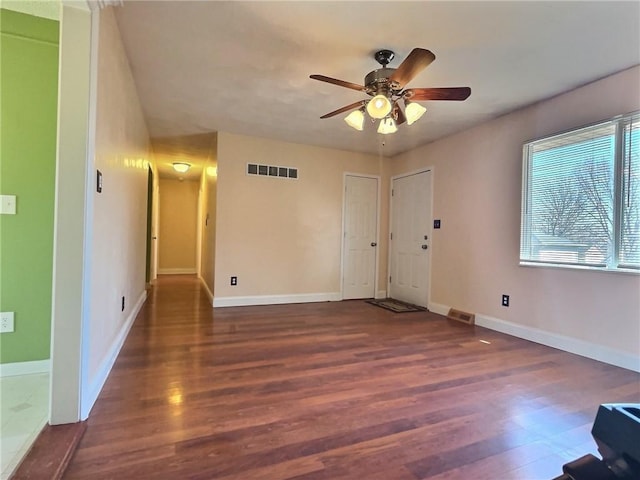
[521,111,639,272]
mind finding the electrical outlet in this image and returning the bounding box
[1,312,15,333]
[230,276,237,286]
[502,294,510,307]
[121,296,125,312]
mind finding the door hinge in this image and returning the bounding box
[389,276,392,283]
[392,189,394,196]
[390,232,393,240]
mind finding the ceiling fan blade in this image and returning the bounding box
[310,74,366,92]
[404,87,471,101]
[389,48,435,88]
[393,102,407,125]
[320,100,366,119]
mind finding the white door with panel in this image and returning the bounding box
[343,175,378,299]
[389,170,432,307]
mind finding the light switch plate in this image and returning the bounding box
[0,195,16,215]
[0,312,15,333]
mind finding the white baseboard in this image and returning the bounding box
[475,313,640,373]
[375,290,387,299]
[428,301,639,372]
[427,302,450,316]
[213,292,341,308]
[81,289,147,419]
[158,268,196,275]
[199,275,214,305]
[0,359,50,377]
[429,303,640,372]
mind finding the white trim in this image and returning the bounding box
[341,173,381,301]
[196,178,203,278]
[213,292,341,308]
[81,290,146,417]
[0,359,50,377]
[475,313,640,372]
[50,4,94,426]
[199,275,214,305]
[428,301,639,372]
[375,290,387,299]
[390,167,434,181]
[158,268,197,275]
[427,302,449,316]
[78,4,100,423]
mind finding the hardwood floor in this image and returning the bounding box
[63,275,639,479]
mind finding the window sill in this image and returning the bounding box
[519,261,640,276]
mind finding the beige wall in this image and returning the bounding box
[87,7,150,398]
[159,178,199,273]
[391,66,640,363]
[215,133,385,302]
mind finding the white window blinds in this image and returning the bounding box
[620,117,640,268]
[521,112,639,272]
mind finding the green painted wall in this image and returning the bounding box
[0,9,59,363]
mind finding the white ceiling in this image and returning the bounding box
[114,0,640,171]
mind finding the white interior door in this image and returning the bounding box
[389,170,432,307]
[343,175,378,299]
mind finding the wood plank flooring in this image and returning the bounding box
[13,422,87,480]
[63,275,639,479]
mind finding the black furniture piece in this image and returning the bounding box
[553,404,640,480]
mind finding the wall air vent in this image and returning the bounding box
[447,308,475,325]
[247,163,298,180]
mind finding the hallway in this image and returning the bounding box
[64,275,639,479]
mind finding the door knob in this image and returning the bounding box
[371,242,377,247]
[421,244,428,250]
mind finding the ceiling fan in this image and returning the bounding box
[310,48,471,134]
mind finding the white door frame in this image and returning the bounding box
[340,172,381,300]
[387,167,434,307]
[50,1,96,424]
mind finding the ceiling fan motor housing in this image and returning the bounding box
[364,68,397,96]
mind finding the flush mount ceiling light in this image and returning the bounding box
[172,162,191,173]
[311,48,471,134]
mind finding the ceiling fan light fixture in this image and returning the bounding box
[377,117,397,135]
[366,94,392,119]
[172,162,191,173]
[344,108,365,131]
[405,100,427,125]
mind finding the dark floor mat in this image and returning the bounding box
[365,298,426,313]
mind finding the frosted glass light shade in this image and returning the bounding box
[366,94,392,119]
[377,117,397,134]
[172,162,191,173]
[405,101,427,125]
[344,109,365,130]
